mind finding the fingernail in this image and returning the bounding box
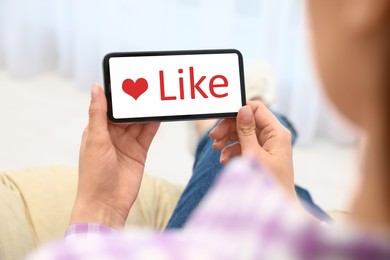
[91,84,100,99]
[220,155,225,163]
[240,105,253,122]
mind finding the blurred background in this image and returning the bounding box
[0,0,358,212]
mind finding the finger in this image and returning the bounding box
[80,125,89,154]
[236,105,261,156]
[248,101,291,150]
[137,122,161,150]
[247,101,283,134]
[220,142,241,164]
[209,118,236,139]
[88,84,108,135]
[111,122,134,129]
[212,132,239,150]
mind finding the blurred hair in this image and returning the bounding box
[384,21,390,198]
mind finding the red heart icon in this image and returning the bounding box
[122,78,148,100]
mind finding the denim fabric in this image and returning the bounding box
[166,112,331,229]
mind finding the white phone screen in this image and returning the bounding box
[103,50,246,122]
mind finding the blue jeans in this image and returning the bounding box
[166,113,331,229]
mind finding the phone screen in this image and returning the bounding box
[103,49,246,122]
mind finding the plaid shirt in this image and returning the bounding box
[28,157,390,259]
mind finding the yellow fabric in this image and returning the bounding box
[0,175,36,260]
[129,174,184,229]
[0,167,183,260]
[3,167,79,247]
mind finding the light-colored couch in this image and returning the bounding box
[0,166,183,260]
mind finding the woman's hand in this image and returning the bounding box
[209,101,296,197]
[70,84,160,229]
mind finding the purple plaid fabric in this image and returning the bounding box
[27,157,390,260]
[65,223,116,238]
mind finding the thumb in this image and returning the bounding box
[88,84,108,135]
[236,105,259,155]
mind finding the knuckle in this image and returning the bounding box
[239,123,256,136]
[279,127,292,142]
[88,105,99,119]
[86,135,106,148]
[82,127,89,138]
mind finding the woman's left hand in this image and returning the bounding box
[70,84,160,229]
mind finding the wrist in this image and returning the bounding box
[70,199,127,229]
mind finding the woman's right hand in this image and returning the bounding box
[209,101,296,198]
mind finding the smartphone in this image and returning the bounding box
[103,49,246,123]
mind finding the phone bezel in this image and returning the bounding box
[103,49,246,123]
